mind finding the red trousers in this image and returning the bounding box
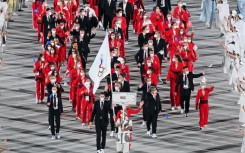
[81,101,93,124]
[35,80,45,100]
[70,86,77,109]
[199,103,209,128]
[170,80,180,107]
[76,96,82,118]
[59,45,66,63]
[37,24,42,42]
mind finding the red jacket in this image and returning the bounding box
[195,86,214,107]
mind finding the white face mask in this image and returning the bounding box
[72,54,76,58]
[147,70,150,74]
[111,36,115,39]
[75,27,79,30]
[188,39,191,43]
[64,1,68,4]
[80,72,85,76]
[167,17,171,20]
[41,57,45,61]
[100,97,105,101]
[82,12,86,16]
[184,39,187,42]
[149,43,153,46]
[51,67,55,70]
[172,58,175,62]
[154,34,157,38]
[51,50,55,54]
[143,15,147,19]
[180,31,184,35]
[60,26,64,29]
[51,42,54,46]
[116,24,120,27]
[201,85,206,89]
[147,62,151,67]
[49,12,52,16]
[118,36,121,39]
[48,46,51,50]
[119,13,122,16]
[77,64,81,68]
[118,79,122,82]
[52,31,56,34]
[115,87,119,91]
[85,82,90,88]
[121,60,125,64]
[183,46,188,50]
[150,53,154,57]
[176,21,180,24]
[185,71,189,75]
[144,47,148,50]
[146,30,150,33]
[173,26,177,29]
[51,79,56,83]
[147,81,151,85]
[178,3,182,7]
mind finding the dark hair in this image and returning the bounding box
[37,54,43,61]
[183,66,188,69]
[175,54,183,62]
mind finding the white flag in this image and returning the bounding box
[89,32,111,94]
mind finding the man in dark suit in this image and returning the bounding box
[112,66,120,83]
[78,29,96,69]
[118,0,133,42]
[103,0,116,30]
[118,73,130,92]
[138,26,155,49]
[135,42,149,82]
[175,66,206,117]
[138,77,156,126]
[41,8,55,44]
[113,21,124,39]
[144,86,161,138]
[156,0,171,18]
[47,86,63,140]
[153,31,167,66]
[89,92,111,153]
[75,9,90,33]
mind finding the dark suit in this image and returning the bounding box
[135,49,149,82]
[47,93,63,136]
[103,0,116,29]
[138,83,156,121]
[91,100,110,150]
[41,15,55,44]
[75,16,90,32]
[156,0,171,18]
[120,80,130,92]
[78,33,96,68]
[153,37,167,65]
[118,2,133,40]
[144,93,162,134]
[113,27,123,39]
[138,32,155,49]
[112,72,119,82]
[175,72,203,113]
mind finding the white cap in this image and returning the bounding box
[183,3,186,6]
[231,10,237,17]
[238,14,243,20]
[201,77,206,83]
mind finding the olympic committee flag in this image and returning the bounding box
[89,32,111,94]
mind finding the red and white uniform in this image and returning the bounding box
[33,61,45,101]
[195,86,214,128]
[166,61,183,107]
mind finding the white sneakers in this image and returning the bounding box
[171,107,175,111]
[82,123,85,126]
[48,125,51,130]
[110,131,114,137]
[152,134,157,138]
[177,106,181,110]
[36,99,39,104]
[146,131,151,136]
[99,21,103,28]
[142,121,146,127]
[56,133,60,139]
[180,109,184,114]
[51,135,56,140]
